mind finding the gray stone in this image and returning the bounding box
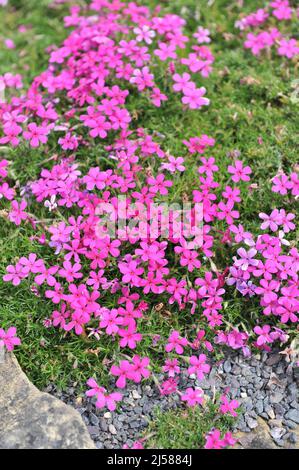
[223,360,232,373]
[270,427,285,440]
[0,353,95,449]
[270,392,284,404]
[289,433,297,444]
[284,409,299,424]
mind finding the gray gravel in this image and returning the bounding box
[47,351,298,449]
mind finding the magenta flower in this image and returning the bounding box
[181,387,204,407]
[8,200,28,226]
[165,331,188,354]
[228,160,252,183]
[188,354,210,380]
[182,84,210,109]
[23,122,50,147]
[0,326,21,351]
[219,395,239,417]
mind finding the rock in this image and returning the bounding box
[289,433,297,444]
[284,409,299,424]
[246,417,258,429]
[233,418,278,449]
[265,354,281,366]
[0,353,95,449]
[223,360,232,373]
[270,392,284,404]
[270,427,285,440]
[108,424,117,435]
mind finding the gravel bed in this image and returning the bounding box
[47,351,299,449]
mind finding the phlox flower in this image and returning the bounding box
[151,88,168,107]
[204,429,225,449]
[23,122,50,148]
[219,395,239,417]
[253,325,273,346]
[3,264,26,286]
[0,326,21,351]
[110,360,133,388]
[228,160,251,183]
[234,247,259,271]
[272,173,292,195]
[133,25,156,45]
[154,42,177,61]
[130,67,154,91]
[193,27,211,44]
[165,330,188,354]
[99,308,123,335]
[188,354,210,380]
[259,209,281,232]
[8,200,28,226]
[181,84,209,109]
[277,39,299,59]
[162,358,180,377]
[86,378,122,411]
[172,72,191,93]
[181,387,204,407]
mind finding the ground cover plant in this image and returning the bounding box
[0,0,298,449]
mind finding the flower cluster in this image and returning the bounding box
[236,1,299,59]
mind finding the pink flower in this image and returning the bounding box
[0,326,21,351]
[277,38,299,59]
[193,27,211,44]
[228,160,251,183]
[154,42,177,61]
[0,122,22,147]
[172,73,191,93]
[163,358,180,377]
[182,84,210,109]
[259,209,281,232]
[110,360,133,388]
[188,354,210,380]
[254,325,273,346]
[58,132,79,150]
[23,123,50,147]
[204,429,225,449]
[219,395,239,417]
[181,387,204,407]
[133,25,155,44]
[151,88,168,107]
[234,248,259,271]
[99,309,123,335]
[130,67,154,91]
[8,200,28,226]
[3,264,26,286]
[86,378,122,411]
[147,173,172,195]
[165,330,188,354]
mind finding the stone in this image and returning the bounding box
[247,418,258,429]
[0,353,95,449]
[270,392,284,404]
[265,354,281,366]
[108,424,117,435]
[270,427,286,440]
[233,418,278,449]
[284,409,299,424]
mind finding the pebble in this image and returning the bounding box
[284,409,299,424]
